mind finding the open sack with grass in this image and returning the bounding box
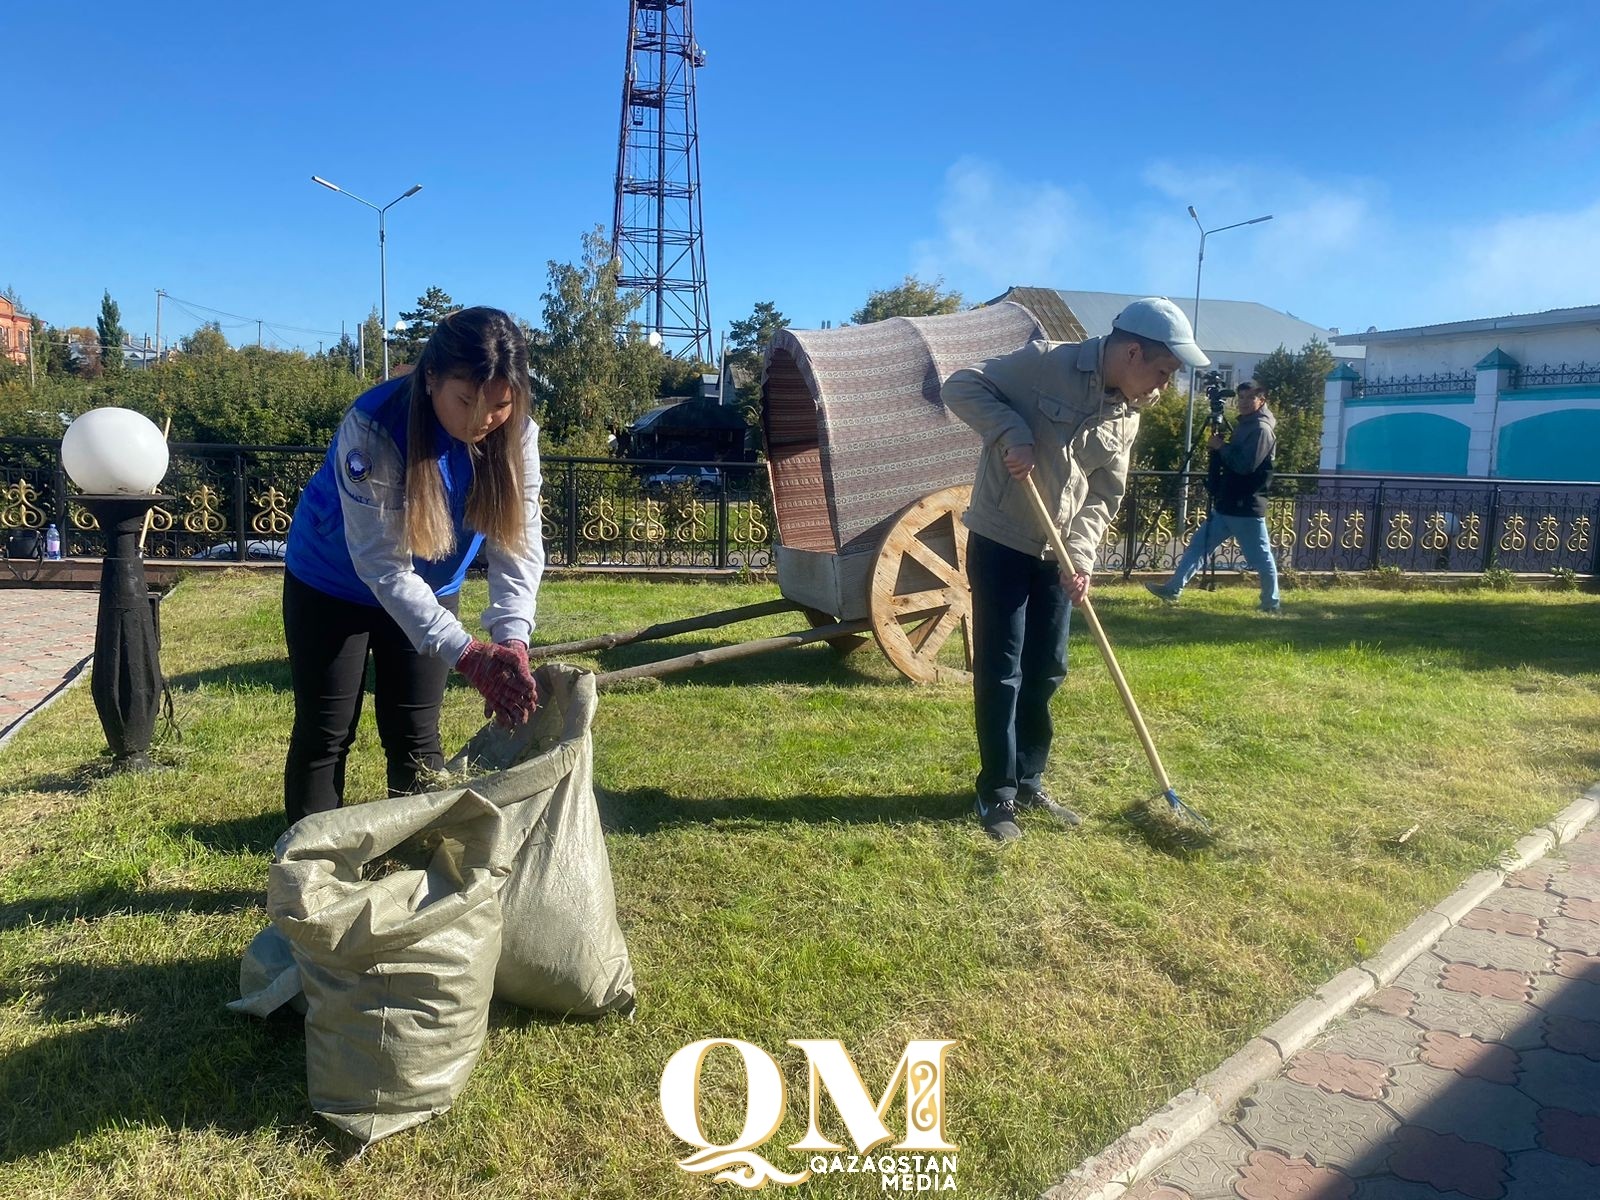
[228,663,635,1145]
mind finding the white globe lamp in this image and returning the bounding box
[647,330,664,349]
[59,407,172,772]
[61,407,170,494]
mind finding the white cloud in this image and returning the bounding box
[1429,198,1600,317]
[913,155,1600,334]
[911,158,1086,293]
[1137,160,1384,299]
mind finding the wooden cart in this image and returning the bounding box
[534,302,1046,686]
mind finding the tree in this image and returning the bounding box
[27,317,45,373]
[528,226,666,454]
[394,285,460,363]
[65,326,102,377]
[31,323,73,378]
[726,301,789,361]
[723,300,789,425]
[360,307,384,380]
[1131,383,1193,473]
[97,291,127,376]
[658,355,712,399]
[328,329,360,374]
[1251,337,1336,479]
[851,274,964,325]
[180,321,231,358]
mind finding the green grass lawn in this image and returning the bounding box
[2,573,1598,1199]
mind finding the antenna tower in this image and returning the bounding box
[612,0,712,362]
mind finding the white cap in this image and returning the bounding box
[1111,297,1210,369]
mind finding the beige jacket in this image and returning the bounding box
[942,336,1156,570]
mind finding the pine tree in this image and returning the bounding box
[394,286,460,363]
[97,291,127,376]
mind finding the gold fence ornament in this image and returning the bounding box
[0,479,47,529]
[1304,510,1334,550]
[1340,511,1366,550]
[250,486,294,536]
[182,484,228,535]
[1567,516,1592,555]
[1386,511,1414,551]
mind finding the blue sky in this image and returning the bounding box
[5,0,1598,357]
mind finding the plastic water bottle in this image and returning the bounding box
[44,524,61,560]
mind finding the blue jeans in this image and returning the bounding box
[1165,511,1279,607]
[967,532,1073,807]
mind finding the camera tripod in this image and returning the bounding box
[1173,407,1231,591]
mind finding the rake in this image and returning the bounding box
[1020,475,1213,847]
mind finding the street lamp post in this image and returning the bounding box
[60,407,172,771]
[1175,206,1273,533]
[310,176,423,381]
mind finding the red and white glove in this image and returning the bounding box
[456,639,537,729]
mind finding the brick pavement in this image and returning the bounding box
[0,590,99,741]
[1123,824,1600,1200]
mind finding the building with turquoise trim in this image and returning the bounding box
[1322,305,1600,480]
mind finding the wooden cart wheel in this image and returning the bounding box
[869,485,973,684]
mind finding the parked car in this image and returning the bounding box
[191,539,287,561]
[642,466,722,494]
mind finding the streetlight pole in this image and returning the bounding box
[311,176,423,381]
[1175,206,1273,533]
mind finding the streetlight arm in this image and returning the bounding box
[312,174,423,383]
[311,174,380,212]
[381,184,424,214]
[1207,214,1274,236]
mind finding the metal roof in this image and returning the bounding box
[1329,302,1600,346]
[992,287,1363,359]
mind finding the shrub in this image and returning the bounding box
[1481,566,1520,592]
[1549,566,1579,593]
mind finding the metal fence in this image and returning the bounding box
[0,439,774,570]
[1106,471,1600,576]
[2,436,1596,576]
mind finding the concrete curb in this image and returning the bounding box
[1041,789,1600,1200]
[0,653,93,753]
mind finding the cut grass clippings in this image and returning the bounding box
[1,572,1598,1199]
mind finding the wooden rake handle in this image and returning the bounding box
[1020,474,1173,794]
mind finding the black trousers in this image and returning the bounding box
[282,568,458,825]
[967,532,1073,807]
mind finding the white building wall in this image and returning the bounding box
[1364,327,1600,379]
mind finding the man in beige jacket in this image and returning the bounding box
[942,297,1208,841]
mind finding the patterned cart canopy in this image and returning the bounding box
[761,301,1045,562]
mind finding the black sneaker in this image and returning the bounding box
[1017,788,1082,827]
[975,795,1022,842]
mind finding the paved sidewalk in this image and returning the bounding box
[0,590,99,741]
[1124,825,1600,1200]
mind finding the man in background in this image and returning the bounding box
[1146,378,1280,613]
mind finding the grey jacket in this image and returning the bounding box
[942,337,1154,569]
[1210,405,1276,518]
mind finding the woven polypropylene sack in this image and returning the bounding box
[268,787,514,1145]
[445,664,635,1017]
[225,923,305,1017]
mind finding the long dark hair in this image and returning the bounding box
[403,307,531,560]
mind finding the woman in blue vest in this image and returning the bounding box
[282,306,543,825]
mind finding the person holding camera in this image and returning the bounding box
[944,297,1209,842]
[1146,378,1279,612]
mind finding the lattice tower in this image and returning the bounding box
[611,0,712,362]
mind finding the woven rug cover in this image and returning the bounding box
[763,301,1045,556]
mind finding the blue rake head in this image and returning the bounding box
[1163,787,1212,834]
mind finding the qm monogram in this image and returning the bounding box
[660,1038,959,1190]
